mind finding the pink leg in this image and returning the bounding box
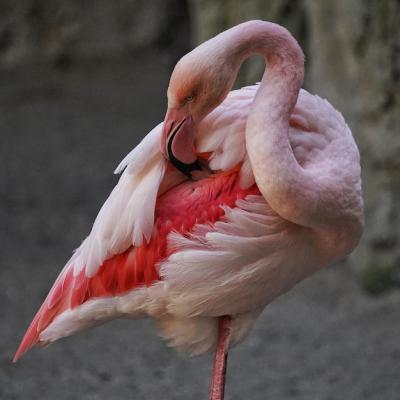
[209,315,231,400]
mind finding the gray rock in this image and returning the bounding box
[0,0,189,68]
[305,0,400,292]
[190,0,400,292]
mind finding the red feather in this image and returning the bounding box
[14,169,259,361]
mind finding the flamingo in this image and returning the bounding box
[14,20,363,399]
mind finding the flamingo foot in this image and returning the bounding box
[209,315,231,400]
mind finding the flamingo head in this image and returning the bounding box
[161,45,238,177]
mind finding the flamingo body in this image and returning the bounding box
[15,23,363,396]
[15,84,361,360]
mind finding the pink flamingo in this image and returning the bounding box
[14,21,363,399]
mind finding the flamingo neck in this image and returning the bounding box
[220,21,314,226]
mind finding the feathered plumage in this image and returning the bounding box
[15,22,363,377]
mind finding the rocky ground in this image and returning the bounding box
[1,52,400,400]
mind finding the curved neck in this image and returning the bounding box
[225,22,320,227]
[222,22,360,237]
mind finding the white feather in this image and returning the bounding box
[68,125,166,277]
[158,194,315,320]
[114,123,163,174]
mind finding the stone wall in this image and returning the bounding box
[189,0,400,292]
[0,0,189,67]
[305,1,400,292]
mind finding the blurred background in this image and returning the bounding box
[1,1,399,399]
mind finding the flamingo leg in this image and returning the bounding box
[209,315,231,400]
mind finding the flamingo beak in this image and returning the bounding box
[161,105,201,177]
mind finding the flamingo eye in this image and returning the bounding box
[186,94,195,103]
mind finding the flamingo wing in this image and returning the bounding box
[14,124,166,361]
[14,160,258,361]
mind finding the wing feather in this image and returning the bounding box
[14,125,166,361]
[70,125,166,278]
[15,167,258,361]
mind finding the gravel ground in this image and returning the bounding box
[1,52,400,400]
